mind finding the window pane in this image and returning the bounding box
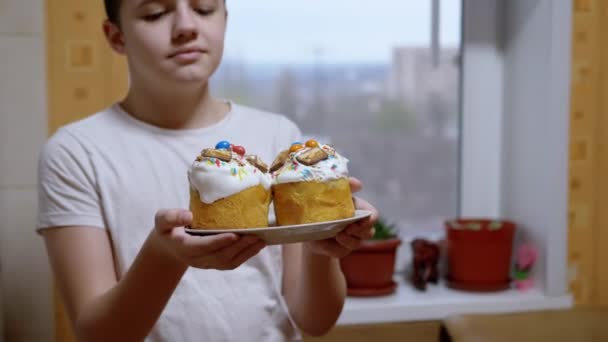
[212,0,462,236]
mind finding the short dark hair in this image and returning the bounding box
[103,0,121,24]
[103,0,227,25]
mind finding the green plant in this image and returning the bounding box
[372,218,398,240]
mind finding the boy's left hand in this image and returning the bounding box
[303,177,379,258]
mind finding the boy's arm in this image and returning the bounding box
[282,177,378,337]
[282,243,347,337]
[43,209,265,342]
[44,225,186,342]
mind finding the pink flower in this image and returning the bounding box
[516,243,538,270]
[514,278,534,291]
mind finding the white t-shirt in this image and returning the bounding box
[37,102,303,342]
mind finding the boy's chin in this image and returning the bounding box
[168,70,211,85]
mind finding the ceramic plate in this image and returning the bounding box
[185,210,372,245]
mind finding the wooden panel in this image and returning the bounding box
[443,308,608,342]
[46,0,128,134]
[46,1,128,341]
[595,0,608,306]
[303,321,440,342]
[568,0,608,306]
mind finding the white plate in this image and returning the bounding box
[185,210,372,245]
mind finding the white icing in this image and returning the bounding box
[188,151,271,204]
[272,144,349,184]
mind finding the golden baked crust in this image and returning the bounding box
[189,184,271,229]
[272,178,354,225]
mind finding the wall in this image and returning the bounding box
[568,0,608,306]
[0,0,127,341]
[0,0,52,341]
[500,0,571,296]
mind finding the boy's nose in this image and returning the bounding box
[172,5,198,42]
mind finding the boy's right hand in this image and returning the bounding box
[152,209,266,270]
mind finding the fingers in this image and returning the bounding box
[345,218,375,238]
[155,209,193,234]
[188,235,266,270]
[216,235,261,261]
[349,177,363,193]
[176,231,240,255]
[225,240,266,269]
[353,196,379,228]
[335,232,361,250]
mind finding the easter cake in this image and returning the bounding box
[270,139,355,225]
[188,140,271,229]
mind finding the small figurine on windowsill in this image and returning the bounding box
[513,243,538,291]
[410,239,440,291]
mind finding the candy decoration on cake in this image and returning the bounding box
[305,139,319,148]
[246,155,269,173]
[202,148,231,162]
[215,140,231,150]
[232,145,246,156]
[270,149,291,173]
[290,143,304,153]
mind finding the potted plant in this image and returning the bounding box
[445,218,516,291]
[339,218,402,296]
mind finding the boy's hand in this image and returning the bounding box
[303,177,379,258]
[152,209,266,270]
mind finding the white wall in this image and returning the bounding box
[460,0,505,217]
[501,0,571,296]
[0,1,53,341]
[461,0,571,297]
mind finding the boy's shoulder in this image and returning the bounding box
[42,105,126,154]
[230,102,286,121]
[52,105,123,138]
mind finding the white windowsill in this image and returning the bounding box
[337,274,573,325]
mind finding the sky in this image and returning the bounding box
[223,0,461,65]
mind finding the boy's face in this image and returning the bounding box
[106,0,227,86]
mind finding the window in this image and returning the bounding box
[218,0,575,322]
[212,1,463,239]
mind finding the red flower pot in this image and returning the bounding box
[445,219,516,291]
[339,238,402,296]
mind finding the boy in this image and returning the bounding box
[38,0,378,341]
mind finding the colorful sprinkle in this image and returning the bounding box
[231,168,237,176]
[215,159,221,167]
[301,169,313,179]
[238,168,247,180]
[215,141,231,150]
[331,164,337,170]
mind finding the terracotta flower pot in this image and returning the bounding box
[445,219,516,292]
[339,238,402,296]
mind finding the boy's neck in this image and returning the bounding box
[120,83,230,130]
